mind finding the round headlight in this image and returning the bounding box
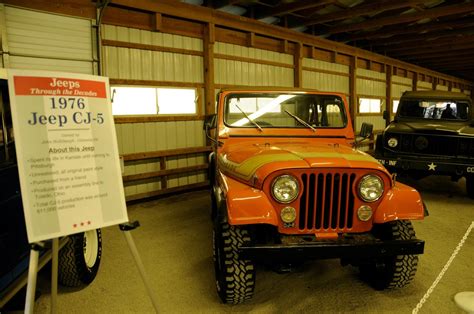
[387,137,398,148]
[280,206,297,223]
[272,175,299,203]
[358,174,384,202]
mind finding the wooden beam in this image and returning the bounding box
[390,42,474,58]
[123,164,208,182]
[323,2,474,35]
[412,72,418,91]
[255,0,334,19]
[204,23,215,115]
[299,0,424,28]
[294,43,303,88]
[125,182,209,202]
[381,35,474,53]
[154,13,163,31]
[102,40,203,56]
[122,146,212,161]
[366,27,474,48]
[349,56,357,127]
[404,49,474,62]
[343,17,474,42]
[386,65,392,127]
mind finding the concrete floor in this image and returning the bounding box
[29,175,474,313]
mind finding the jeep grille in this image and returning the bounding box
[299,172,356,231]
[389,133,474,158]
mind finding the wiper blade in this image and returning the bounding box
[284,110,316,132]
[235,104,263,132]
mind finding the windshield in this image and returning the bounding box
[398,99,470,121]
[224,93,346,129]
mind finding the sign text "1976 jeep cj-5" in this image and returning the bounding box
[375,90,474,199]
[205,89,426,304]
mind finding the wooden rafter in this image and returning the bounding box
[404,49,474,62]
[390,42,474,57]
[255,0,335,19]
[383,35,474,53]
[365,27,474,48]
[295,0,425,28]
[321,2,474,35]
[342,17,474,42]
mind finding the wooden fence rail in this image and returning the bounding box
[121,146,212,202]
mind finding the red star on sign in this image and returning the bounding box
[87,221,91,225]
[73,224,77,228]
[80,222,84,226]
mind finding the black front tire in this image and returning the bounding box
[360,220,418,290]
[58,229,102,287]
[213,222,255,304]
[466,175,474,199]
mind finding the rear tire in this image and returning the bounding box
[360,220,418,290]
[466,175,474,199]
[213,222,255,304]
[58,229,102,287]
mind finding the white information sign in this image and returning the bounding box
[8,69,128,243]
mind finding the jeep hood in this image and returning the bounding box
[387,120,474,136]
[218,141,386,185]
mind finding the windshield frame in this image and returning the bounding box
[222,92,348,130]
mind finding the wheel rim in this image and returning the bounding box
[83,230,99,268]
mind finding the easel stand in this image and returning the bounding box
[119,221,160,313]
[24,221,158,314]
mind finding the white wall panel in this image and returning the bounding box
[103,47,204,83]
[356,69,386,97]
[302,59,349,93]
[436,84,448,91]
[303,58,349,73]
[417,81,432,90]
[392,76,413,98]
[102,25,204,83]
[214,42,293,87]
[355,116,385,132]
[2,6,94,74]
[117,120,206,197]
[102,25,203,51]
[302,71,349,94]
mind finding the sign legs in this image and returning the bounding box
[120,221,160,313]
[25,243,43,314]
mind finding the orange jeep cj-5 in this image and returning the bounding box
[204,89,426,304]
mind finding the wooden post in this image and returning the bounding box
[154,13,162,32]
[349,56,357,129]
[413,72,418,91]
[386,64,392,127]
[432,76,437,90]
[294,42,303,88]
[204,23,215,115]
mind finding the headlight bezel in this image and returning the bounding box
[271,174,300,204]
[387,137,398,148]
[358,174,384,203]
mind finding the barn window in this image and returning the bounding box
[358,97,382,114]
[111,87,197,115]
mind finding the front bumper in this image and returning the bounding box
[375,155,474,176]
[239,237,424,262]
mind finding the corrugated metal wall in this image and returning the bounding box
[102,25,203,82]
[214,42,293,87]
[392,75,412,98]
[302,59,349,93]
[452,87,461,92]
[102,25,207,198]
[436,84,448,91]
[417,80,432,91]
[355,68,386,131]
[0,5,95,74]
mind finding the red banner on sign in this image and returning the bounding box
[13,76,107,98]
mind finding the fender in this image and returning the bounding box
[217,172,278,226]
[373,181,425,223]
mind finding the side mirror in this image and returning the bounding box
[359,122,373,139]
[383,110,389,120]
[203,114,217,130]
